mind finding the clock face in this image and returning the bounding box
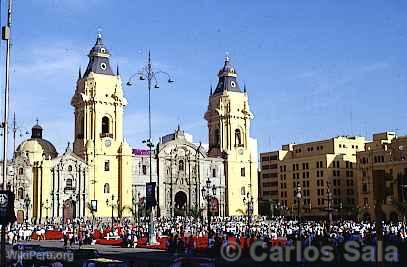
[230,81,236,88]
[239,148,244,155]
[105,139,112,147]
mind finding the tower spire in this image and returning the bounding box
[78,66,82,80]
[116,65,120,76]
[225,52,230,63]
[210,84,213,95]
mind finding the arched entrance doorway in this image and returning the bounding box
[174,191,187,217]
[210,197,219,216]
[63,199,76,223]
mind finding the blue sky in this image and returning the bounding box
[4,0,407,154]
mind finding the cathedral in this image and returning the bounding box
[5,34,258,223]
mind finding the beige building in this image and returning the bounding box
[259,136,366,217]
[356,132,407,220]
[205,56,258,216]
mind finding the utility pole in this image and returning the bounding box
[1,0,13,265]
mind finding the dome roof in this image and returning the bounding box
[16,121,58,160]
[213,56,241,95]
[32,124,42,130]
[89,33,110,56]
[218,56,237,78]
[16,138,58,160]
[84,33,115,77]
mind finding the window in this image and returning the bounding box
[17,188,24,200]
[142,165,147,175]
[102,116,110,134]
[179,160,184,171]
[241,167,245,177]
[104,161,110,171]
[18,168,24,175]
[68,165,73,172]
[212,168,216,177]
[241,186,245,195]
[235,129,242,146]
[66,178,73,188]
[104,183,110,194]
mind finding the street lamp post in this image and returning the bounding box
[106,194,118,235]
[24,194,30,229]
[243,193,254,237]
[132,192,141,223]
[201,177,216,241]
[127,51,174,244]
[400,174,407,237]
[296,183,302,240]
[324,182,333,232]
[42,199,50,223]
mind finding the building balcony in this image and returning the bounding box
[64,187,76,194]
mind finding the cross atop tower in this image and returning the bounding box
[225,52,230,63]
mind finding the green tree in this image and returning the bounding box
[351,207,364,222]
[86,202,96,223]
[189,206,204,220]
[236,208,248,216]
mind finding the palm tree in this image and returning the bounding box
[268,199,278,218]
[189,206,204,220]
[351,207,364,222]
[122,205,137,222]
[86,202,96,226]
[236,208,248,216]
[395,201,407,215]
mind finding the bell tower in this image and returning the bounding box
[71,33,132,217]
[204,56,258,216]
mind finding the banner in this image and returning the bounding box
[146,182,156,209]
[132,149,151,156]
[0,190,16,225]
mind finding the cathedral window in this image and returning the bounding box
[18,168,24,175]
[142,165,147,175]
[104,161,110,171]
[179,160,184,171]
[235,129,242,147]
[17,188,24,200]
[104,183,110,194]
[241,186,246,196]
[212,168,216,178]
[102,116,110,134]
[68,165,73,172]
[241,167,246,177]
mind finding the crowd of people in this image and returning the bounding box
[4,215,407,253]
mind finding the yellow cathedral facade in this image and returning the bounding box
[205,56,258,216]
[71,33,133,218]
[6,34,258,223]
